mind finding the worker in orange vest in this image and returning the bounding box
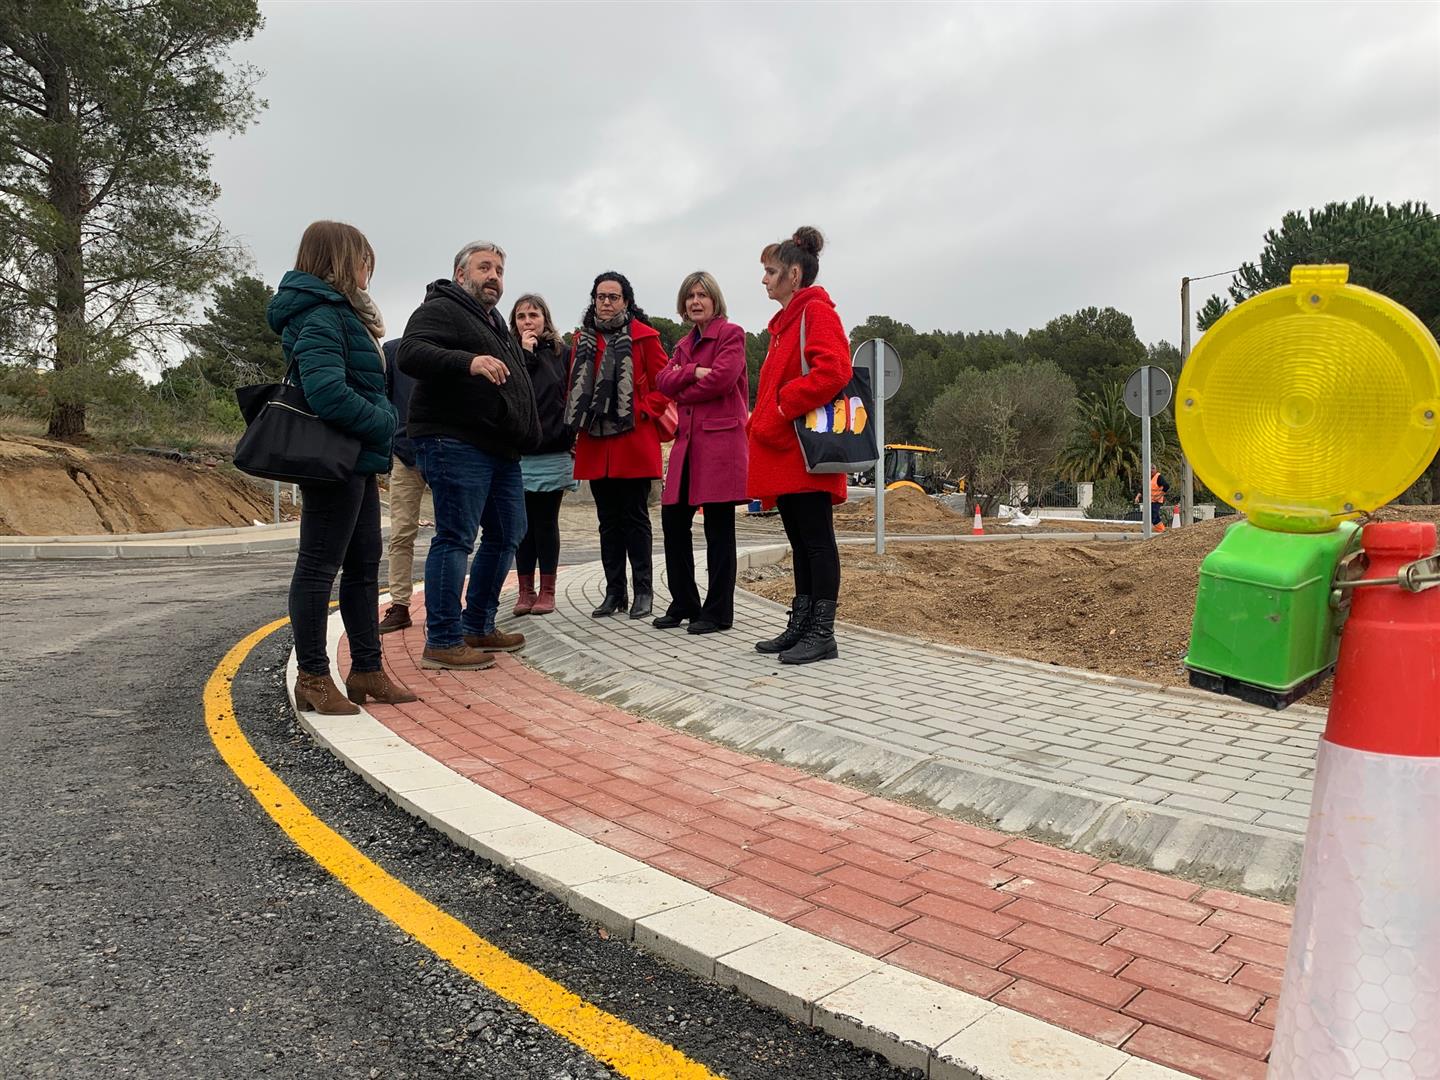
[1135,466,1171,531]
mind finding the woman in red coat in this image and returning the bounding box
[565,271,671,619]
[746,226,852,664]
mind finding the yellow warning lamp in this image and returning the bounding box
[1178,265,1440,707]
[1178,265,1440,533]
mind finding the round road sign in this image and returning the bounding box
[853,339,902,400]
[1124,366,1173,419]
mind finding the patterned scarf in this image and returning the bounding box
[564,309,634,437]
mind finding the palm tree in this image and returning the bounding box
[1056,384,1140,483]
[1055,382,1182,484]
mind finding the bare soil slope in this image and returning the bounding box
[0,435,280,535]
[744,507,1440,707]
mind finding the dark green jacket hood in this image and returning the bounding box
[267,271,346,333]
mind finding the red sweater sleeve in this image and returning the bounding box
[636,333,671,420]
[776,303,852,420]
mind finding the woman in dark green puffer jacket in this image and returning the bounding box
[265,221,415,715]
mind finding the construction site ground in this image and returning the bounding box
[747,495,1440,709]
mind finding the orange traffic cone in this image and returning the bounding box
[1267,521,1439,1079]
[1171,504,1181,529]
[972,504,984,535]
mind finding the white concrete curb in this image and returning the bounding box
[1,520,392,560]
[278,596,1189,1080]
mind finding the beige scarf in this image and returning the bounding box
[328,276,388,369]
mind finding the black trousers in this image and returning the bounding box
[590,477,652,596]
[291,473,383,676]
[777,491,840,603]
[660,464,737,626]
[515,489,565,576]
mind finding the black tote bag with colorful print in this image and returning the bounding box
[791,313,880,475]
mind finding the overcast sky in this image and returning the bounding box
[209,1,1440,350]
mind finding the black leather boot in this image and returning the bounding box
[629,583,653,619]
[779,599,839,665]
[755,595,812,654]
[591,589,628,617]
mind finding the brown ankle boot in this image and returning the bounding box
[513,574,537,616]
[531,573,557,615]
[345,669,419,706]
[294,672,360,715]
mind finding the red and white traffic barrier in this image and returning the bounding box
[1267,522,1440,1080]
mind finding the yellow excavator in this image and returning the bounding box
[881,444,959,495]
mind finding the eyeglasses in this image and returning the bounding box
[595,292,624,304]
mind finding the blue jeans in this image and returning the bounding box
[413,436,527,648]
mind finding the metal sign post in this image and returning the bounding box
[272,481,280,525]
[1180,277,1194,526]
[854,340,902,556]
[1141,368,1152,540]
[876,340,885,555]
[1124,365,1174,540]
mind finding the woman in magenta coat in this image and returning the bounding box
[653,271,749,634]
[566,271,671,620]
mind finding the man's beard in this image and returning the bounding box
[462,276,501,309]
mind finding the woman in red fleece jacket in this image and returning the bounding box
[567,271,671,620]
[746,226,852,665]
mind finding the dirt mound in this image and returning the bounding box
[0,435,281,535]
[834,486,1131,535]
[834,485,970,532]
[744,509,1440,707]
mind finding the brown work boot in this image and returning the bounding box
[463,628,525,652]
[345,669,418,705]
[421,644,497,671]
[294,672,360,715]
[378,604,412,634]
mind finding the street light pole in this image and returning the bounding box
[1180,276,1194,526]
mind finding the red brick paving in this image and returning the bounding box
[343,600,1292,1080]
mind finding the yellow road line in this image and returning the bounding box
[205,618,722,1080]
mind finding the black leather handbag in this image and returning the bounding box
[234,353,361,484]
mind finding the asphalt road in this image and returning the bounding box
[0,539,915,1079]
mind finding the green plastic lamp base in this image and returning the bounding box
[1183,520,1360,709]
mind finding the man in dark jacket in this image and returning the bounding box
[379,339,429,633]
[398,242,542,670]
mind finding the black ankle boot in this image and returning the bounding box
[779,599,839,665]
[592,590,628,617]
[755,595,812,654]
[628,589,653,619]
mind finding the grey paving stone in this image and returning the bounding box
[1146,776,1244,802]
[1227,791,1313,818]
[1195,773,1289,798]
[829,716,897,740]
[1258,810,1311,831]
[1158,793,1263,824]
[1162,755,1253,780]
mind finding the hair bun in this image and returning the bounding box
[791,226,824,257]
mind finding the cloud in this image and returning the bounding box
[210,0,1440,349]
